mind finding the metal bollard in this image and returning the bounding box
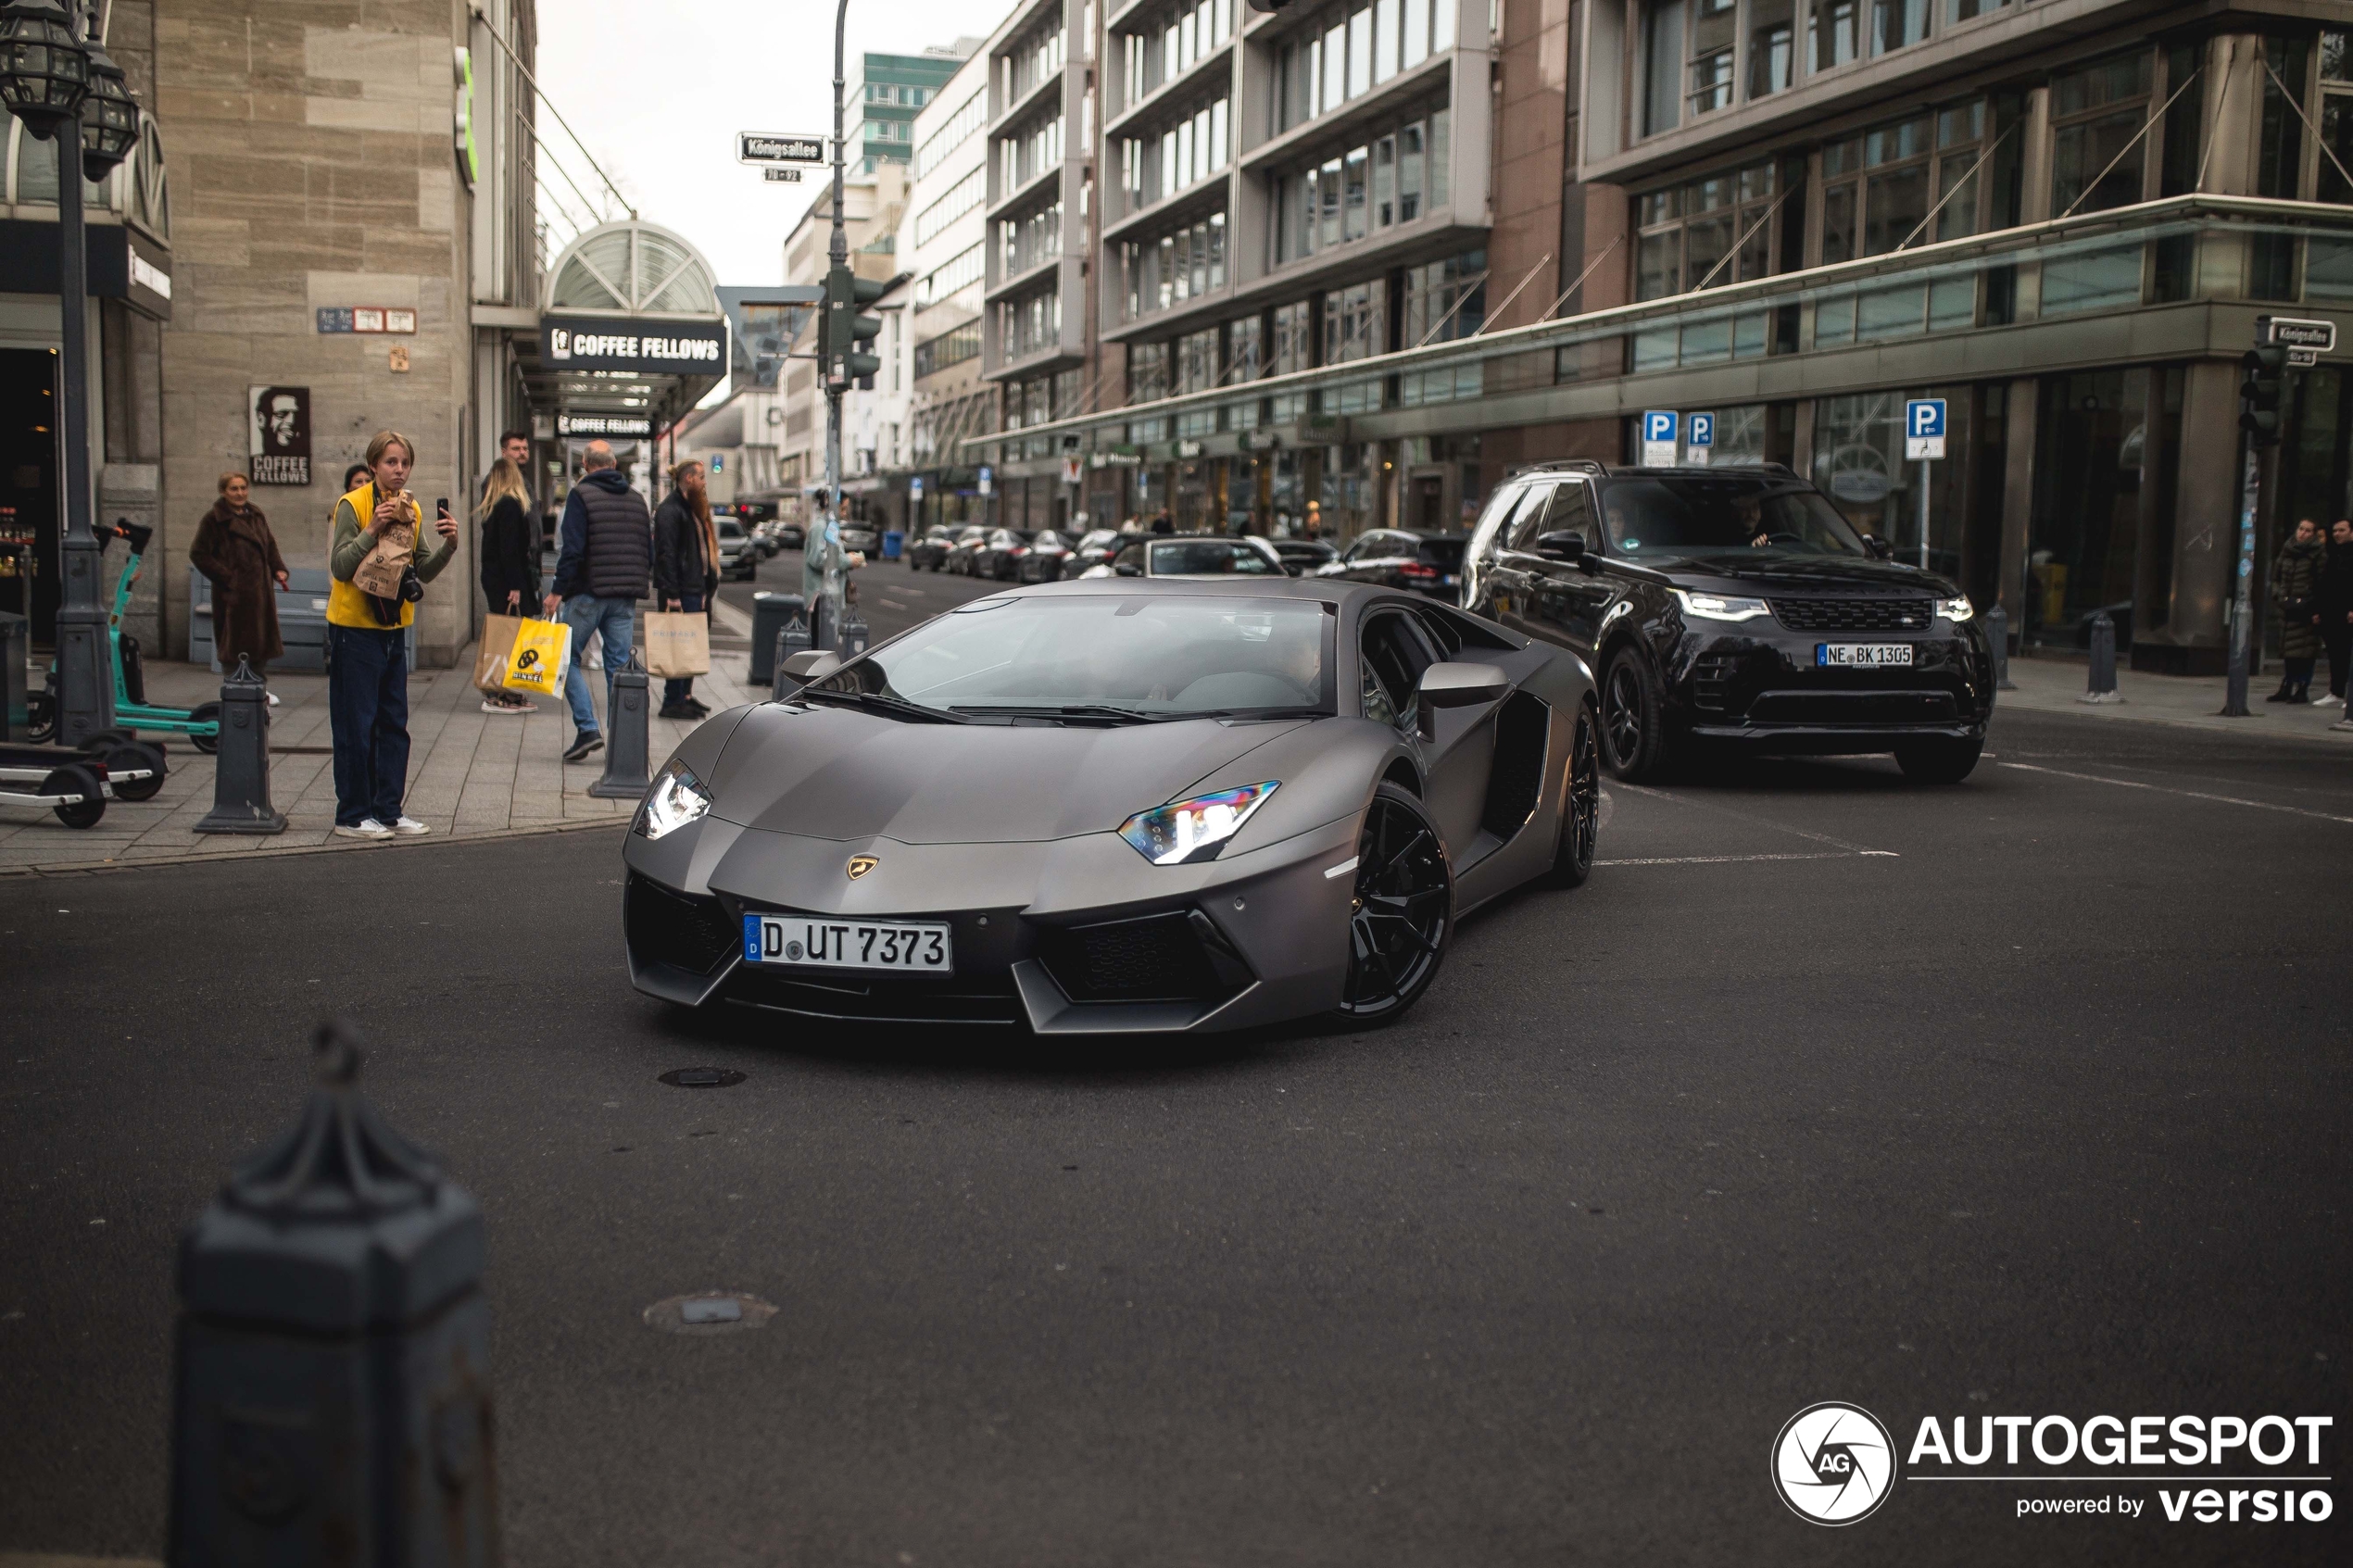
[588,648,652,798]
[837,606,870,659]
[195,655,285,834]
[772,612,812,694]
[1984,602,2015,691]
[170,1021,498,1567]
[810,594,836,654]
[2079,610,2123,703]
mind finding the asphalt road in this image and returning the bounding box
[717,546,1010,646]
[3,700,2349,1565]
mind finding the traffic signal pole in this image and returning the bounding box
[2223,339,2289,717]
[817,0,851,647]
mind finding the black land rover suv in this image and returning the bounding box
[1462,461,1994,783]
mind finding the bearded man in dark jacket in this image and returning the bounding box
[544,441,652,761]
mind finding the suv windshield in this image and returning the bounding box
[814,596,1331,719]
[1595,477,1868,558]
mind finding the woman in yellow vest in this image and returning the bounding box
[325,430,458,839]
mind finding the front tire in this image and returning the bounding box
[1601,647,1675,782]
[1894,736,1983,784]
[1330,783,1453,1027]
[1552,701,1602,887]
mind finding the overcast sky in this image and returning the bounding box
[536,0,1001,286]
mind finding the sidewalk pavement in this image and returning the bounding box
[0,599,759,877]
[1998,651,2353,746]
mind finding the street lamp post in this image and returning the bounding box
[0,0,139,748]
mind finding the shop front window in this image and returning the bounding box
[1812,388,1973,578]
[2027,370,2165,649]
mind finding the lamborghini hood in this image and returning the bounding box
[708,704,1313,844]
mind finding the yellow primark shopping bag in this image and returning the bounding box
[503,615,573,697]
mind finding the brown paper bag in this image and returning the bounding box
[352,492,418,597]
[642,609,711,677]
[474,613,526,694]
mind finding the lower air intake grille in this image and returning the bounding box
[626,875,740,975]
[1037,912,1221,1003]
[1769,597,1934,633]
[1690,654,1739,712]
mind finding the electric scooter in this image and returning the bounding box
[28,520,221,753]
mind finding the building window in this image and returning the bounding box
[1277,0,1453,133]
[1632,161,1789,367]
[1121,212,1227,320]
[1947,0,2009,22]
[915,169,986,247]
[1400,249,1485,404]
[916,89,989,179]
[1000,114,1066,195]
[914,320,983,377]
[1271,106,1448,265]
[1000,201,1064,280]
[2040,53,2151,317]
[2313,29,2353,300]
[1809,0,1859,75]
[1117,95,1230,216]
[1004,10,1067,105]
[1749,0,1793,99]
[1123,0,1231,107]
[998,287,1063,359]
[1321,280,1386,412]
[1687,0,1736,118]
[1815,104,1987,345]
[917,245,987,310]
[1869,0,1928,57]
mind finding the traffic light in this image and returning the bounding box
[822,265,887,392]
[2239,344,2287,448]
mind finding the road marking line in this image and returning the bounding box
[1611,782,1890,854]
[1999,762,2353,824]
[1597,851,1856,866]
[880,598,907,609]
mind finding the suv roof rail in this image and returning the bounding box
[1504,458,1608,479]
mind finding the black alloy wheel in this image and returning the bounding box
[1552,701,1601,886]
[1333,783,1453,1026]
[1601,648,1672,782]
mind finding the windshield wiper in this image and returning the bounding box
[950,703,1170,724]
[799,686,967,723]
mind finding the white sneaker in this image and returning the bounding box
[333,819,392,840]
[390,816,430,835]
[265,691,281,708]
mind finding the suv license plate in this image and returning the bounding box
[743,915,952,972]
[1817,643,1913,668]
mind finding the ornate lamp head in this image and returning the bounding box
[0,0,87,142]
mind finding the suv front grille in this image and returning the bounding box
[1770,597,1934,633]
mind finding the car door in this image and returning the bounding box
[1517,482,1615,657]
[1359,607,1495,859]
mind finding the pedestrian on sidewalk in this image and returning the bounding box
[326,430,457,839]
[652,458,718,721]
[189,471,288,703]
[545,440,650,763]
[2266,519,2327,704]
[2319,518,2353,703]
[476,456,539,715]
[342,461,371,495]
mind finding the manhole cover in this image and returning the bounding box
[659,1068,746,1089]
[642,1292,777,1335]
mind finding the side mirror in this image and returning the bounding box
[1114,562,1144,577]
[1863,533,1894,560]
[1416,661,1509,736]
[1532,531,1586,563]
[779,649,841,690]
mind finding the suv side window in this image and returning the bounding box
[1504,483,1561,550]
[1468,484,1536,563]
[1507,481,1598,550]
[1359,609,1440,729]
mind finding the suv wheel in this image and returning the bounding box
[1601,648,1675,782]
[1894,736,1983,784]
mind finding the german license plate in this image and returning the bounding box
[743,914,952,972]
[1817,643,1914,668]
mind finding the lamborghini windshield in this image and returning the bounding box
[812,595,1334,720]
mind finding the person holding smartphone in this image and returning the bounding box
[325,430,458,838]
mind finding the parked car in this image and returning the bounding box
[970,528,1029,581]
[1459,459,1994,783]
[775,521,805,550]
[1017,530,1074,583]
[1270,538,1337,577]
[1315,529,1466,600]
[906,524,959,571]
[837,521,880,557]
[944,525,989,574]
[1068,528,1136,574]
[1081,535,1287,579]
[715,517,757,582]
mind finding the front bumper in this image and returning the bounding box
[621,811,1362,1034]
[1667,621,1993,752]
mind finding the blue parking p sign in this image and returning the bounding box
[1640,409,1680,466]
[1905,398,1947,459]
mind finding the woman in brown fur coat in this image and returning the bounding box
[189,471,290,682]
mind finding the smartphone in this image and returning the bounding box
[435,497,450,517]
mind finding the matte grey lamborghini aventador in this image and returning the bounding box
[622,578,1602,1033]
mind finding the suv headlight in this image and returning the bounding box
[1939,595,1974,621]
[1673,589,1770,622]
[1118,782,1279,865]
[635,760,711,840]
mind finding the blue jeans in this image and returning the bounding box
[326,624,409,826]
[561,594,636,736]
[662,592,705,706]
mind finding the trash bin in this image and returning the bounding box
[882,530,904,560]
[0,611,27,741]
[749,591,807,686]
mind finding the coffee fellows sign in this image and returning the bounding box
[541,314,725,373]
